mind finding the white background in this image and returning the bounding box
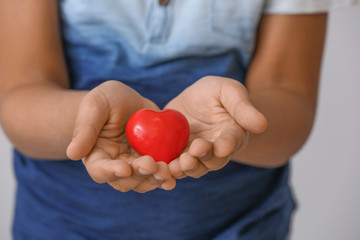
[290,4,360,240]
[0,4,359,240]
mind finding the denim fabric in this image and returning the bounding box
[59,0,266,105]
[13,1,300,239]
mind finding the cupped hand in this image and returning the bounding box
[165,76,267,179]
[66,81,176,193]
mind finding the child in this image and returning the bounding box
[0,0,356,239]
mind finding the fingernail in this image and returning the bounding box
[154,174,164,181]
[138,168,151,175]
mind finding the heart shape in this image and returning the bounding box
[126,109,190,164]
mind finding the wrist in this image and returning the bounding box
[0,84,88,160]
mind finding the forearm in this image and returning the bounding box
[232,86,316,167]
[0,82,87,160]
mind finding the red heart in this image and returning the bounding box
[126,109,190,164]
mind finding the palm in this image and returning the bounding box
[184,105,239,143]
[76,81,158,157]
[67,81,177,192]
[88,123,138,163]
[166,77,244,152]
[165,76,267,178]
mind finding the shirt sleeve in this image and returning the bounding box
[264,0,360,14]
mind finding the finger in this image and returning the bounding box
[83,156,132,184]
[168,159,187,179]
[179,152,198,171]
[220,79,267,134]
[66,92,109,160]
[130,155,159,176]
[160,178,176,191]
[108,176,143,192]
[132,176,162,193]
[154,162,176,191]
[213,125,245,158]
[108,158,159,193]
[180,152,208,178]
[186,139,225,171]
[132,161,174,193]
[188,138,213,159]
[154,161,172,180]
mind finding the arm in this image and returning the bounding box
[236,13,327,167]
[166,13,327,178]
[0,0,81,159]
[0,0,175,192]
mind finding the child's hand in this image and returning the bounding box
[66,81,176,193]
[165,76,267,179]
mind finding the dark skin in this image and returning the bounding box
[0,0,327,191]
[168,14,327,178]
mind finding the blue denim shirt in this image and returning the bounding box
[13,0,334,239]
[59,0,266,106]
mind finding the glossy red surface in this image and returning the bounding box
[126,109,190,163]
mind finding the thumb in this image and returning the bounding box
[66,92,109,160]
[221,79,267,134]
